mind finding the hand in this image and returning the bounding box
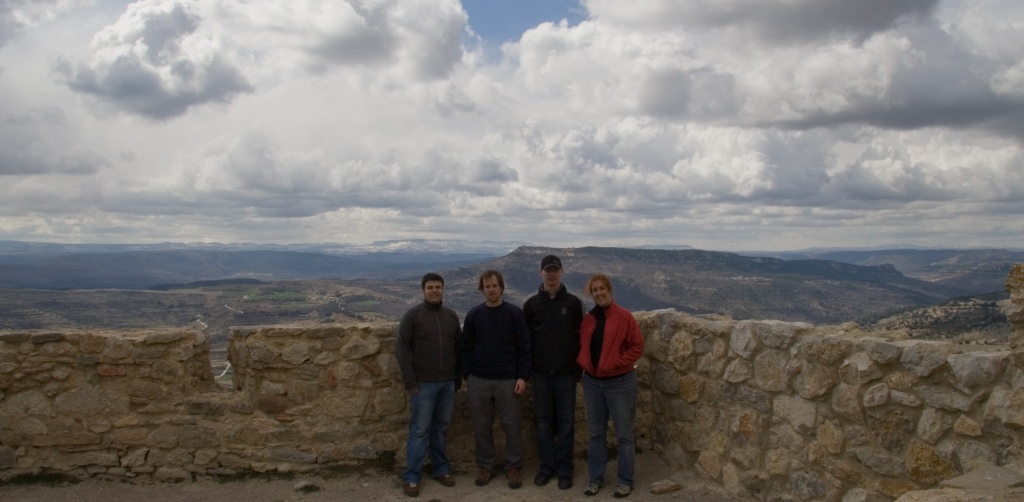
[514,378,526,395]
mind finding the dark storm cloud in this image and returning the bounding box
[52,0,253,120]
[713,0,940,43]
[55,54,253,120]
[594,0,941,43]
[759,25,1024,139]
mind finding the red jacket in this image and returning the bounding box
[577,301,645,378]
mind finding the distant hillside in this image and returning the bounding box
[430,246,959,325]
[0,249,497,289]
[1,243,1015,330]
[864,292,1011,342]
[754,248,1024,297]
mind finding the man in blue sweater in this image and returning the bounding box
[462,269,532,490]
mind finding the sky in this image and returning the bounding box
[1,0,1023,252]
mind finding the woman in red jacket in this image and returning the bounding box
[577,274,645,498]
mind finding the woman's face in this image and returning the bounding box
[589,280,612,308]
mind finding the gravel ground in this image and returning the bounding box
[0,451,752,502]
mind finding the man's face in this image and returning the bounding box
[541,266,562,290]
[481,276,503,305]
[422,280,444,304]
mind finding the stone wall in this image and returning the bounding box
[0,264,1022,501]
[0,329,215,476]
[639,314,1023,501]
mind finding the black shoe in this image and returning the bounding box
[534,472,552,486]
[558,476,573,490]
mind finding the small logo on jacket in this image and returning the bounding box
[561,308,567,315]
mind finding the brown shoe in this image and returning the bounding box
[475,468,492,487]
[433,473,456,487]
[507,467,522,489]
[402,482,419,497]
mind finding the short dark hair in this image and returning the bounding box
[477,270,504,291]
[421,272,444,289]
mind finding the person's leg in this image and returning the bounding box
[582,374,609,485]
[495,378,523,470]
[402,382,438,484]
[552,374,578,479]
[467,375,497,471]
[427,380,456,476]
[532,374,556,478]
[605,372,638,488]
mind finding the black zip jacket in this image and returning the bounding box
[395,301,462,391]
[523,284,583,376]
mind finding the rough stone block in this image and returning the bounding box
[753,349,790,392]
[853,447,905,477]
[730,321,760,359]
[794,363,838,399]
[954,440,997,472]
[797,335,853,365]
[906,439,958,484]
[775,394,818,433]
[723,359,752,383]
[953,415,983,437]
[831,383,864,422]
[918,385,976,412]
[901,342,953,378]
[863,382,890,408]
[840,352,884,385]
[891,390,923,408]
[948,352,1009,391]
[917,408,954,444]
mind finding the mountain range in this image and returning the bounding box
[0,240,1021,329]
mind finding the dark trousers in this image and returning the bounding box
[467,375,523,471]
[533,373,577,478]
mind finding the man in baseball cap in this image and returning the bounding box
[523,254,583,490]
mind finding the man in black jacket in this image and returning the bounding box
[395,273,462,497]
[523,255,584,490]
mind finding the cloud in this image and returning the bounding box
[52,0,252,119]
[0,107,107,176]
[585,0,940,43]
[0,0,88,48]
[2,0,1023,250]
[49,0,469,119]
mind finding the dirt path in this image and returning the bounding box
[1,451,751,502]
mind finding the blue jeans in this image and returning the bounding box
[533,373,577,478]
[403,380,456,484]
[583,371,637,487]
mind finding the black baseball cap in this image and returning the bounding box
[541,255,562,270]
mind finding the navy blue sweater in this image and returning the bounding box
[461,301,532,381]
